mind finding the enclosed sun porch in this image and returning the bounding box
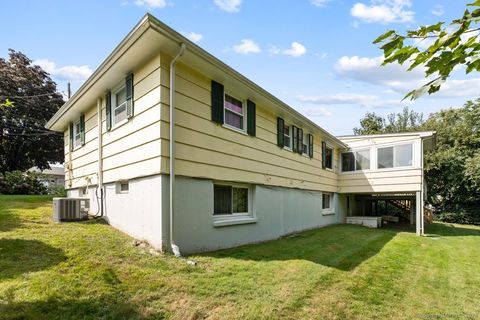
[337,132,436,235]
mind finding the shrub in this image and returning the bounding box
[0,171,47,195]
[48,184,67,197]
[435,207,480,225]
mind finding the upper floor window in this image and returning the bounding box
[377,144,413,169]
[324,145,333,169]
[342,150,370,172]
[224,94,245,131]
[73,120,82,148]
[284,124,291,149]
[113,85,128,125]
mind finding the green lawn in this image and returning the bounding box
[1,196,480,320]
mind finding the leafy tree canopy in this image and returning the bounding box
[0,49,64,173]
[374,1,480,100]
[353,106,424,135]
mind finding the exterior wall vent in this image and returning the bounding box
[53,197,90,222]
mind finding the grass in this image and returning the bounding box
[1,195,480,320]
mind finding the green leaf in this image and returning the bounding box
[373,30,395,44]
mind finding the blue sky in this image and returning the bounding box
[0,0,475,135]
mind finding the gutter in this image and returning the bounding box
[169,43,186,257]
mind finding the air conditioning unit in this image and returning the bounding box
[53,197,90,222]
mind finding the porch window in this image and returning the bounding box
[378,144,413,169]
[343,150,371,172]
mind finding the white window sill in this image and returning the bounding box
[222,123,248,136]
[322,211,335,216]
[213,216,257,227]
[110,118,129,132]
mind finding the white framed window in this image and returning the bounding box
[224,93,245,132]
[116,181,129,194]
[213,182,256,227]
[377,144,413,169]
[284,124,291,149]
[342,149,370,172]
[302,132,309,155]
[73,120,82,148]
[322,193,332,210]
[112,83,128,126]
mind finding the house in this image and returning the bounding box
[28,163,65,188]
[45,14,435,254]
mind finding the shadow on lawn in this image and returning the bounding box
[0,197,52,232]
[204,225,400,271]
[0,296,167,320]
[0,239,66,279]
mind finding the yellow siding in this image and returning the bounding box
[158,56,339,192]
[64,54,162,188]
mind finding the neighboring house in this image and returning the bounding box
[45,14,435,254]
[29,163,65,188]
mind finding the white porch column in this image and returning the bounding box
[415,191,424,236]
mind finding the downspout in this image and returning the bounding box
[420,139,425,235]
[169,43,186,257]
[97,97,104,217]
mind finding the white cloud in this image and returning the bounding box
[315,52,328,59]
[334,55,480,99]
[233,39,261,55]
[182,32,203,43]
[311,0,330,7]
[303,107,332,117]
[214,0,241,12]
[297,93,405,108]
[350,0,414,24]
[431,4,444,16]
[134,0,167,9]
[34,59,92,82]
[272,42,307,57]
[334,55,426,93]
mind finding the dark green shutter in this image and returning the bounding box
[126,73,134,119]
[308,134,314,158]
[106,92,112,131]
[322,141,327,169]
[247,100,256,136]
[277,117,284,147]
[297,128,303,154]
[69,123,74,152]
[80,114,85,146]
[211,80,224,124]
[292,126,298,153]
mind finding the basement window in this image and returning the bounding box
[117,181,129,194]
[213,183,256,227]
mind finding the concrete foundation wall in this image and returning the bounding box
[68,175,163,248]
[165,175,342,254]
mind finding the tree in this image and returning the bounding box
[353,107,424,134]
[422,99,480,210]
[374,2,480,99]
[0,50,64,173]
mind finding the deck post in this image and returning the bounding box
[415,191,424,236]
